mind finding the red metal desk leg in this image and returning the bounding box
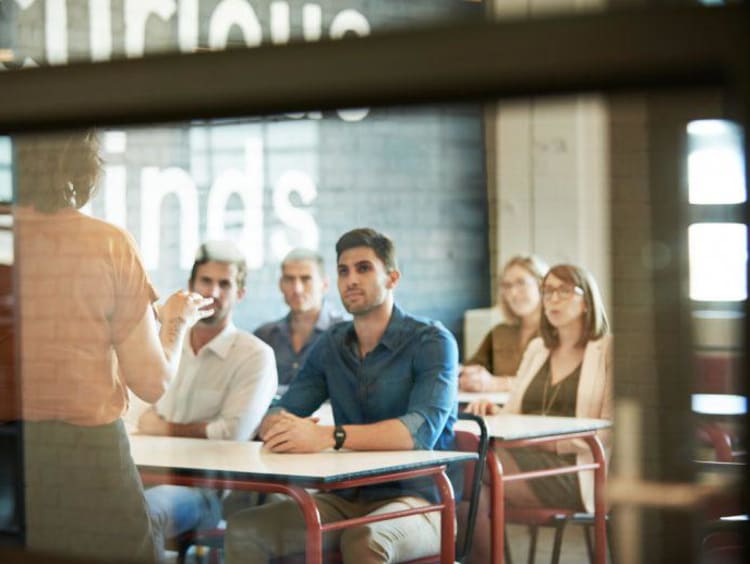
[585,435,607,564]
[433,470,457,564]
[138,473,326,563]
[487,450,505,564]
[281,485,324,564]
[139,464,459,563]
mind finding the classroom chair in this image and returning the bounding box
[504,506,614,564]
[701,515,747,564]
[452,412,491,563]
[697,422,747,563]
[697,421,745,464]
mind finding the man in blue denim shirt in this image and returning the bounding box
[226,228,459,564]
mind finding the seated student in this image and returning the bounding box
[224,228,459,564]
[460,254,547,393]
[254,248,346,390]
[137,241,277,559]
[465,264,612,564]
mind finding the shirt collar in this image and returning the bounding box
[343,303,405,352]
[271,316,291,339]
[185,322,238,359]
[280,300,339,333]
[378,304,406,351]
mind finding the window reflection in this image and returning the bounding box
[688,223,747,301]
[687,120,746,205]
[0,137,11,203]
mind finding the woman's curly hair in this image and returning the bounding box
[15,130,102,213]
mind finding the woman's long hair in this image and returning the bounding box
[539,264,609,349]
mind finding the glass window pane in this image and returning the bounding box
[688,222,748,301]
[0,136,11,203]
[0,136,10,164]
[0,170,11,203]
[687,119,746,204]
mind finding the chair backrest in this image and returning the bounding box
[463,307,502,359]
[697,422,738,462]
[454,412,490,562]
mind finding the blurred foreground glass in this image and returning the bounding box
[0,86,746,564]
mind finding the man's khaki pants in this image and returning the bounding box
[225,493,442,563]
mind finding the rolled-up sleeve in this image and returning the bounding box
[399,325,458,450]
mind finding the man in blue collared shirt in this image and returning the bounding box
[225,228,459,564]
[254,248,346,390]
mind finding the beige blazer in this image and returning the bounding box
[503,335,613,513]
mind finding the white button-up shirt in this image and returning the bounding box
[155,323,277,440]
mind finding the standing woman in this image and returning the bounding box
[15,131,212,562]
[466,264,612,562]
[460,255,547,392]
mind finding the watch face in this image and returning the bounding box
[334,427,346,449]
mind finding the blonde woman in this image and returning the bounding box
[466,264,612,563]
[460,255,547,392]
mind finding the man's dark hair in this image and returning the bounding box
[335,228,398,273]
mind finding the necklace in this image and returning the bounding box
[541,372,564,416]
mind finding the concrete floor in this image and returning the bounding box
[505,522,596,564]
[168,524,599,564]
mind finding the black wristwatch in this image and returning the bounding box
[333,425,346,450]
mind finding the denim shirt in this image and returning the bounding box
[275,304,459,502]
[254,301,347,387]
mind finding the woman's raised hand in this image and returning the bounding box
[157,290,215,328]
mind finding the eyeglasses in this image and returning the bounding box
[541,284,584,301]
[500,278,536,293]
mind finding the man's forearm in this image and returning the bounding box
[165,420,209,438]
[261,412,417,453]
[336,419,414,451]
[138,407,209,438]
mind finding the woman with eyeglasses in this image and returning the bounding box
[459,255,548,393]
[465,264,612,563]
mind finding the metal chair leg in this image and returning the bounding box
[527,525,538,564]
[550,519,568,564]
[607,519,615,564]
[177,530,196,564]
[582,522,595,564]
[504,527,514,564]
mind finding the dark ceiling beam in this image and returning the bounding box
[0,5,747,132]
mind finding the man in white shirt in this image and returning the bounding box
[137,240,277,559]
